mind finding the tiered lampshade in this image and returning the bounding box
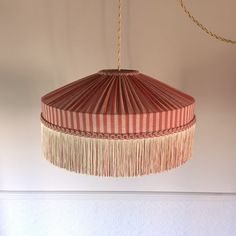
[41,69,196,176]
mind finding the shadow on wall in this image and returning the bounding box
[178,49,236,189]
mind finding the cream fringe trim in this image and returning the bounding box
[41,123,195,177]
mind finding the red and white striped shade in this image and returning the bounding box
[41,69,196,176]
[41,69,195,138]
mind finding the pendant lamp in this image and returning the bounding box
[41,0,196,177]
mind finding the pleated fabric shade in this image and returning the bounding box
[41,69,196,176]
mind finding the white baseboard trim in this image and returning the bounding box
[1,190,236,200]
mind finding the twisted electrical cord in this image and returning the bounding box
[179,0,236,44]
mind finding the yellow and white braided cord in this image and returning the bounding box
[179,0,236,44]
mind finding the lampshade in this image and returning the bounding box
[41,69,196,176]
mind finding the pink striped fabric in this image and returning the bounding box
[41,70,195,137]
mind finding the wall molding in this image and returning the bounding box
[1,190,236,194]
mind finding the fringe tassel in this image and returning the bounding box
[41,123,196,177]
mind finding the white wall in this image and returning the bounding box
[1,192,236,236]
[0,0,236,192]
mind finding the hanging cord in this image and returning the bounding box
[117,0,122,70]
[179,0,236,45]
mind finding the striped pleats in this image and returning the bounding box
[41,70,195,136]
